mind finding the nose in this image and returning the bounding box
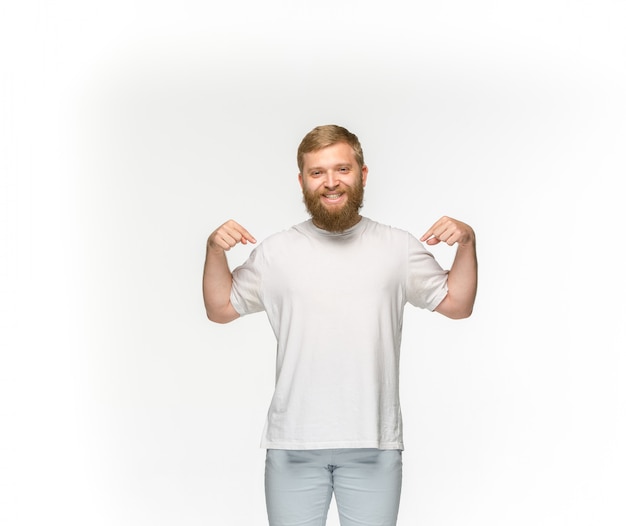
[324,171,338,189]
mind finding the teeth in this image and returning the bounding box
[325,194,342,200]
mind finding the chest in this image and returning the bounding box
[263,237,405,308]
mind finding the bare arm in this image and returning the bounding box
[421,216,477,320]
[203,219,256,324]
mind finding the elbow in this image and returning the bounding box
[451,307,473,320]
[450,300,475,320]
[435,296,474,320]
[206,311,228,324]
[206,312,226,324]
[205,307,239,324]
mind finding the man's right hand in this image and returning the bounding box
[204,220,255,323]
[208,220,257,252]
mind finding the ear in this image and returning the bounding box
[298,173,304,190]
[361,165,369,187]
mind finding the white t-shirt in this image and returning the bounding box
[230,217,448,450]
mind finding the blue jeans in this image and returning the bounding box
[265,448,402,526]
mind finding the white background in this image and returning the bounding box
[1,1,625,525]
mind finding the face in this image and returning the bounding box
[298,142,368,232]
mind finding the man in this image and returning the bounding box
[203,125,477,526]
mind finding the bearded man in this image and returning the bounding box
[203,124,478,526]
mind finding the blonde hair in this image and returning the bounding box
[297,125,364,173]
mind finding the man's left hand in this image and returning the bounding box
[420,216,475,247]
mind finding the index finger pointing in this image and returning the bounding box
[420,223,438,243]
[240,229,256,244]
[222,220,257,245]
[232,223,256,245]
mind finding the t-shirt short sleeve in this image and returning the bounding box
[230,246,265,316]
[405,234,449,311]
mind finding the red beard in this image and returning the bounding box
[302,177,365,232]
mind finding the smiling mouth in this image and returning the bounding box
[323,193,344,201]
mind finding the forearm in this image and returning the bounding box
[443,240,478,319]
[202,244,239,323]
